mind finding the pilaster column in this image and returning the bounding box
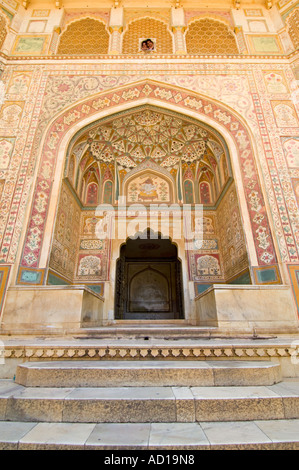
[109,26,123,54]
[172,26,187,54]
[171,7,187,55]
[1,30,17,56]
[108,7,124,55]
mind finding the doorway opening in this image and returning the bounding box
[115,230,184,320]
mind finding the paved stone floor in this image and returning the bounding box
[0,419,299,449]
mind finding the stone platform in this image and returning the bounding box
[15,360,281,387]
[0,333,298,449]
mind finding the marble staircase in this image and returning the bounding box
[0,358,299,449]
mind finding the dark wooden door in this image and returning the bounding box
[115,241,184,320]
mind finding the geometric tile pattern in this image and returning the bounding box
[186,19,239,55]
[122,18,173,54]
[0,13,7,50]
[57,18,109,55]
[286,9,299,51]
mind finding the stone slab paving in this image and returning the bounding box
[86,423,151,450]
[19,422,96,450]
[0,420,298,450]
[0,421,37,450]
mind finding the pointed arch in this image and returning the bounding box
[185,18,239,55]
[184,180,194,204]
[103,180,113,204]
[199,181,212,205]
[122,17,173,54]
[19,79,278,272]
[57,17,109,54]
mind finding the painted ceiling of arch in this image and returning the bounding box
[69,107,229,182]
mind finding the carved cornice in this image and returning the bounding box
[0,51,298,63]
[2,344,296,360]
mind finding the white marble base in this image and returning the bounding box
[195,285,299,334]
[1,286,105,333]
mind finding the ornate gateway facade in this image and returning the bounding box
[0,0,298,337]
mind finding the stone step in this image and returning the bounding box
[74,325,230,339]
[0,419,299,450]
[15,360,282,388]
[1,379,299,424]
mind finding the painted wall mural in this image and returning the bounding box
[66,106,229,209]
[0,138,15,169]
[263,72,288,94]
[187,184,249,283]
[75,211,111,282]
[188,211,223,282]
[0,0,298,317]
[18,80,277,274]
[248,35,283,54]
[0,55,298,307]
[49,181,111,282]
[282,137,299,168]
[127,173,171,203]
[272,101,299,127]
[7,72,32,95]
[49,180,80,281]
[0,102,24,129]
[12,36,48,55]
[217,185,249,282]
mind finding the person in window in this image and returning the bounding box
[146,39,154,51]
[141,40,148,51]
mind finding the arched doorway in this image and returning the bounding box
[45,104,252,322]
[115,230,184,320]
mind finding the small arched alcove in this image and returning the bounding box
[115,229,184,320]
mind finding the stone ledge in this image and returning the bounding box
[1,345,295,360]
[15,360,282,388]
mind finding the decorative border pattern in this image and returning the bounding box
[252,265,282,285]
[11,35,49,56]
[2,344,296,360]
[19,80,277,269]
[17,267,45,285]
[0,265,11,316]
[47,269,71,285]
[247,35,284,55]
[287,264,299,312]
